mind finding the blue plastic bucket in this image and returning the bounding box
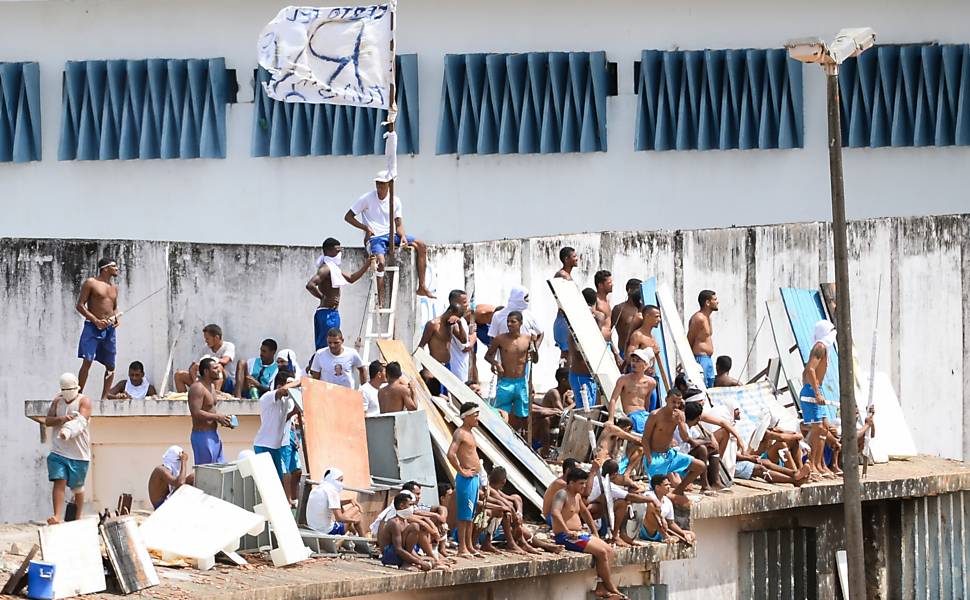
[27,560,55,600]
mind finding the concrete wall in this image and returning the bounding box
[3,0,970,246]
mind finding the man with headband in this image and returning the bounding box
[45,373,92,524]
[447,402,482,558]
[75,257,120,400]
[306,238,375,351]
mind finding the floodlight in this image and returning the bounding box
[784,38,826,64]
[828,28,877,64]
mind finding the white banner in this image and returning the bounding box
[258,5,394,108]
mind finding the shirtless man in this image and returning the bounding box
[418,303,468,389]
[188,358,234,466]
[75,257,120,400]
[641,388,705,506]
[593,270,613,331]
[542,457,579,525]
[596,417,645,484]
[378,493,434,571]
[378,362,418,413]
[611,279,643,359]
[447,402,482,558]
[148,446,193,510]
[306,238,375,350]
[552,247,579,364]
[713,355,740,387]
[550,468,625,599]
[624,305,664,407]
[607,348,658,434]
[734,450,810,486]
[687,290,719,388]
[801,320,838,478]
[484,311,537,432]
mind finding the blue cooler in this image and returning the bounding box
[27,560,55,600]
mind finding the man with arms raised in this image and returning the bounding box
[188,358,234,465]
[641,388,705,506]
[76,257,120,400]
[447,402,482,558]
[378,362,419,413]
[611,278,643,359]
[687,290,719,388]
[607,348,658,433]
[485,311,537,432]
[418,303,468,390]
[306,237,375,350]
[148,445,193,510]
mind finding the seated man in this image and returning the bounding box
[482,467,560,555]
[377,493,434,571]
[679,401,747,494]
[147,445,194,510]
[586,459,655,546]
[107,361,157,399]
[403,481,449,557]
[641,388,705,506]
[713,355,740,387]
[541,457,580,526]
[306,468,363,536]
[638,475,695,545]
[174,324,236,394]
[236,338,279,399]
[531,368,574,456]
[596,417,644,483]
[735,449,810,486]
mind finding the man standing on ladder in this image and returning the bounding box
[306,237,376,351]
[344,171,435,306]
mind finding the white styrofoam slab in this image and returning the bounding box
[546,277,621,400]
[656,285,707,392]
[38,518,106,599]
[237,452,312,567]
[862,371,917,458]
[138,485,265,566]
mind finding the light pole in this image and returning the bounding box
[786,28,876,600]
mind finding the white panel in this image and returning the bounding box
[38,519,107,599]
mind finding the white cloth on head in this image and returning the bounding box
[253,390,293,449]
[489,285,544,337]
[813,319,837,347]
[124,378,151,399]
[316,253,348,288]
[275,349,304,378]
[307,468,345,533]
[162,445,183,495]
[360,382,383,417]
[350,190,402,238]
[310,347,364,389]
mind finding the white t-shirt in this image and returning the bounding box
[306,482,341,533]
[645,491,675,521]
[310,347,364,389]
[350,190,402,238]
[360,382,383,416]
[253,390,293,449]
[590,475,629,503]
[199,341,236,375]
[448,318,471,383]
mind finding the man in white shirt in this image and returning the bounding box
[252,371,300,494]
[360,361,386,417]
[344,170,434,303]
[306,468,364,536]
[174,324,237,394]
[310,328,365,389]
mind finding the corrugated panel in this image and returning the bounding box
[0,62,41,163]
[58,58,228,160]
[635,48,803,151]
[739,527,817,600]
[839,44,970,148]
[779,287,841,410]
[251,54,418,157]
[619,584,668,600]
[436,51,608,155]
[892,491,970,599]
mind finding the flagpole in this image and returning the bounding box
[386,4,397,269]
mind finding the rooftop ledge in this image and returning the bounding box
[25,398,261,422]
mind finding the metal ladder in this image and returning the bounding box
[359,265,399,363]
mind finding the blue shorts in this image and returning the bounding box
[618,454,630,475]
[495,377,528,418]
[329,522,346,535]
[554,532,590,552]
[314,308,341,351]
[646,448,694,479]
[800,384,827,424]
[695,354,715,388]
[78,321,117,369]
[734,460,755,480]
[628,409,649,434]
[282,432,301,473]
[544,514,553,527]
[381,544,402,567]
[254,446,286,480]
[553,313,570,351]
[47,453,89,489]
[648,377,660,412]
[568,372,598,409]
[639,525,663,542]
[476,322,492,347]
[191,430,225,465]
[152,495,167,510]
[221,375,235,394]
[368,234,415,256]
[455,472,480,522]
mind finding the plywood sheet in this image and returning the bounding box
[38,519,106,599]
[415,346,555,488]
[656,284,707,392]
[377,339,457,480]
[546,277,621,400]
[301,377,371,489]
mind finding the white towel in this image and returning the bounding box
[315,254,348,288]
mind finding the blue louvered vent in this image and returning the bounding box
[635,48,803,151]
[436,51,608,155]
[0,62,41,163]
[58,58,229,161]
[252,54,418,157]
[839,44,970,148]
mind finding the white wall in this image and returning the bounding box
[2,0,970,245]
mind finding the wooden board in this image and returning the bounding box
[1,544,38,595]
[546,278,621,400]
[415,346,556,488]
[101,516,159,594]
[301,377,371,490]
[377,339,457,481]
[656,285,707,392]
[38,519,106,599]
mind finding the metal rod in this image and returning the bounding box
[386,7,397,268]
[826,67,866,600]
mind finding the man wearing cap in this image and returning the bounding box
[306,238,376,351]
[75,257,120,400]
[344,172,434,304]
[801,319,838,478]
[607,347,658,434]
[45,373,93,524]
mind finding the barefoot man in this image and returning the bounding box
[306,237,375,350]
[378,493,434,571]
[45,373,92,524]
[550,468,626,599]
[75,257,120,400]
[148,445,194,510]
[188,358,234,466]
[485,311,537,432]
[687,290,719,388]
[801,319,837,478]
[611,279,643,359]
[607,348,658,434]
[625,305,664,407]
[641,388,705,506]
[552,247,579,364]
[448,402,482,558]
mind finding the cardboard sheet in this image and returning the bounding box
[415,347,556,488]
[656,285,707,391]
[301,377,371,489]
[38,519,106,599]
[547,277,621,400]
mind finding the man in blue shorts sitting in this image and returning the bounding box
[376,493,434,571]
[484,311,537,434]
[641,388,705,506]
[344,170,433,305]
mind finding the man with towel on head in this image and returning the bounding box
[307,238,375,351]
[75,257,120,400]
[801,319,839,479]
[148,446,193,510]
[306,468,364,536]
[488,286,544,340]
[45,373,92,524]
